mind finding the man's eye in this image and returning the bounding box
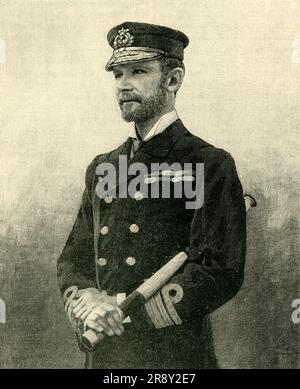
[133,69,146,75]
[114,73,122,80]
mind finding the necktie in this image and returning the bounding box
[132,138,140,155]
[131,138,148,157]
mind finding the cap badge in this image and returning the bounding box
[113,27,134,49]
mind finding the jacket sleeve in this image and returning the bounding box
[57,157,99,296]
[138,151,247,328]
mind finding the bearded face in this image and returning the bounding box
[113,60,168,123]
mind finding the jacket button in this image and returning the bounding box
[129,224,139,233]
[104,196,113,204]
[97,258,107,266]
[126,257,136,266]
[100,226,109,235]
[134,191,144,201]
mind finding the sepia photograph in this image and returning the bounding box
[0,0,299,371]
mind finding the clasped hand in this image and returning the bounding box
[71,288,125,337]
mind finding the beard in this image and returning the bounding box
[118,81,167,123]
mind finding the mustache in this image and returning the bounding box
[118,93,142,104]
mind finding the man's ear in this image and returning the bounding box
[166,67,185,94]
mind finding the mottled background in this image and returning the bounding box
[0,0,299,368]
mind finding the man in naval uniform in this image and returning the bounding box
[57,22,246,369]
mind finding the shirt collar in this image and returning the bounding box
[128,110,179,142]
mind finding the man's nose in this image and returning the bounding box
[117,74,133,91]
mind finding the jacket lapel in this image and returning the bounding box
[104,119,189,195]
[133,119,189,159]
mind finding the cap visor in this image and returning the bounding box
[105,50,162,71]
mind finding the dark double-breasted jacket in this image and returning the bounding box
[57,119,246,368]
